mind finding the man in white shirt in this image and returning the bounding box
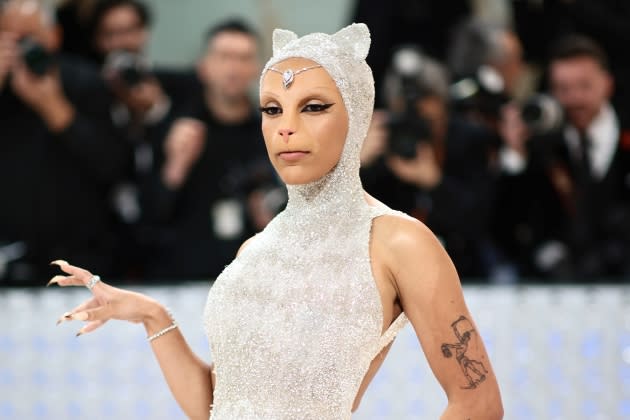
[493,35,630,280]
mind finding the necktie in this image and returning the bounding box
[577,131,592,182]
[572,131,594,257]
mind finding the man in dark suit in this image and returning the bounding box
[493,35,630,280]
[513,0,630,120]
[0,0,127,285]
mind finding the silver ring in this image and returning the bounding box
[86,275,101,291]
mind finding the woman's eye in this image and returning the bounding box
[302,103,334,113]
[259,106,282,116]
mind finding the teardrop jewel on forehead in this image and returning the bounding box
[267,65,323,89]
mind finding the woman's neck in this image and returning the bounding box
[284,158,365,222]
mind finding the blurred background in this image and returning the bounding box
[1,0,629,418]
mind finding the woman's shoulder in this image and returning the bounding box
[373,211,438,253]
[369,200,458,291]
[367,198,445,266]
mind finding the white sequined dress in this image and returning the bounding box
[203,24,409,420]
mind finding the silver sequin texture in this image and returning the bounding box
[204,23,409,420]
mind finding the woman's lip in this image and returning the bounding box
[278,151,309,162]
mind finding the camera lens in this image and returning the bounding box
[520,94,563,135]
[388,114,432,159]
[104,50,151,87]
[19,37,54,76]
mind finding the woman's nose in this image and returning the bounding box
[278,128,294,143]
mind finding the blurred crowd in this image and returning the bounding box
[0,0,628,285]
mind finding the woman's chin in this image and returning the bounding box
[273,159,340,186]
[278,170,324,186]
[282,176,319,186]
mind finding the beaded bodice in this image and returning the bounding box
[203,23,409,419]
[203,192,408,419]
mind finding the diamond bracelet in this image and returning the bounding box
[147,309,178,342]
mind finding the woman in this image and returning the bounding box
[49,23,503,419]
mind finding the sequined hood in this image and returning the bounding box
[260,23,375,207]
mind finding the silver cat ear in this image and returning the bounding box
[272,29,298,55]
[332,23,371,61]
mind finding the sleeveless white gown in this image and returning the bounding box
[203,23,409,419]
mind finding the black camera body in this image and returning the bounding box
[450,66,564,136]
[385,48,435,160]
[19,37,55,76]
[388,102,432,160]
[104,50,151,87]
[449,65,509,124]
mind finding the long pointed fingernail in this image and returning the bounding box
[50,260,68,266]
[46,275,65,287]
[56,312,72,326]
[76,329,83,337]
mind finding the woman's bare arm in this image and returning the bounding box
[385,217,503,419]
[50,262,214,419]
[144,303,214,419]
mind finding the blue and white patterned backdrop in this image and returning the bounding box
[1,284,629,419]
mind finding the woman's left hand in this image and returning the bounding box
[48,260,162,336]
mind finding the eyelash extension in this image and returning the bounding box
[259,103,335,116]
[259,106,281,115]
[302,103,334,112]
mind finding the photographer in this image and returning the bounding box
[88,0,198,123]
[493,35,630,280]
[446,18,527,150]
[361,47,495,278]
[0,0,127,285]
[85,0,204,278]
[138,20,279,280]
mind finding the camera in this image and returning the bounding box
[18,37,55,76]
[104,50,151,87]
[449,65,509,123]
[384,47,438,159]
[387,110,432,160]
[450,66,563,135]
[519,94,563,135]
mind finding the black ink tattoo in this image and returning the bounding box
[441,315,488,389]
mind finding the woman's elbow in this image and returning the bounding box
[487,399,504,420]
[445,390,503,420]
[473,392,504,420]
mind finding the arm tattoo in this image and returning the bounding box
[440,315,488,389]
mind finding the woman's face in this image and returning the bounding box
[259,57,349,185]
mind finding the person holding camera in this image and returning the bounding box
[85,0,205,278]
[133,20,278,280]
[87,0,199,124]
[0,0,127,285]
[89,0,171,124]
[494,35,630,280]
[361,48,495,279]
[446,18,527,139]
